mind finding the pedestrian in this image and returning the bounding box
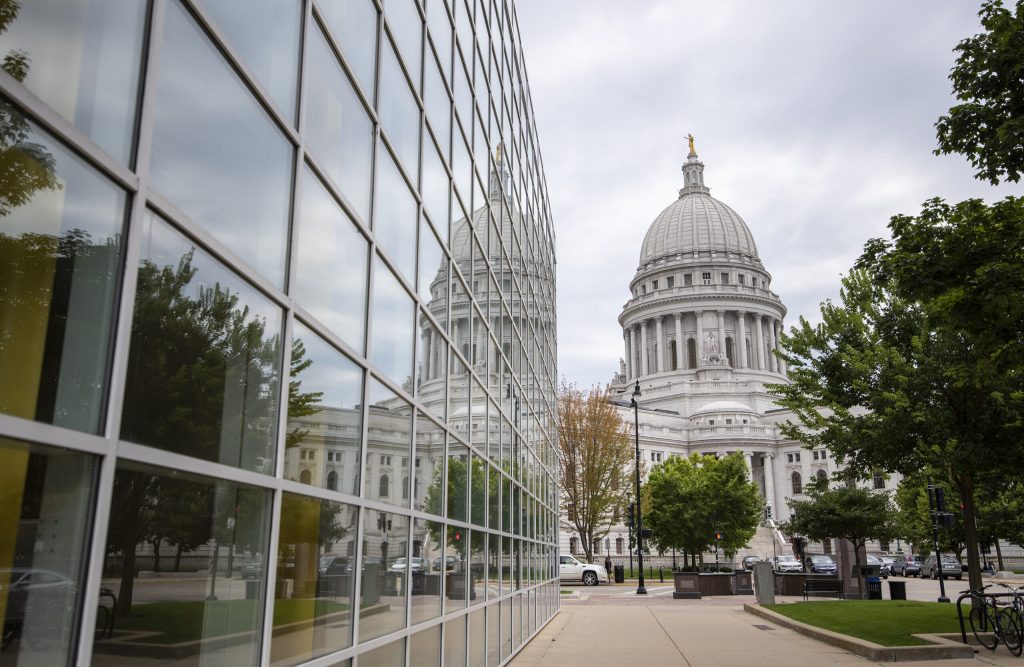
[604,555,612,577]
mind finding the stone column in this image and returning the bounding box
[623,330,633,380]
[424,329,433,379]
[629,325,638,380]
[655,316,665,373]
[717,310,726,362]
[640,320,649,376]
[695,310,704,363]
[764,453,777,515]
[767,317,777,373]
[744,451,754,483]
[754,314,765,370]
[737,311,748,369]
[477,315,487,367]
[674,313,684,371]
[452,318,462,365]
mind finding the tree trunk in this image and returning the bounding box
[151,539,161,573]
[957,474,983,591]
[853,541,864,600]
[174,543,184,572]
[117,534,138,618]
[995,541,1004,571]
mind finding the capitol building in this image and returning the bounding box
[563,142,897,561]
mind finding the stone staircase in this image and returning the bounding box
[739,523,789,562]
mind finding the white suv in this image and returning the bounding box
[559,554,608,586]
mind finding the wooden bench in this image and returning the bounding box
[803,579,844,600]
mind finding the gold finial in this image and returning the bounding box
[687,133,696,156]
[495,142,504,163]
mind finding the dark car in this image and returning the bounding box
[804,554,837,574]
[741,556,761,570]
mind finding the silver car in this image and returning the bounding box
[921,554,962,580]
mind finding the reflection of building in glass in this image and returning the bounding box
[0,1,558,665]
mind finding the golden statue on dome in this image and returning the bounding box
[687,133,696,155]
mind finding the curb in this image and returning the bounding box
[743,604,975,662]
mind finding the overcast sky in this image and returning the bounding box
[514,1,1024,389]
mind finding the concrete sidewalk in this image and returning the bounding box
[509,601,1017,667]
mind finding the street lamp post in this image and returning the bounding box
[631,380,647,595]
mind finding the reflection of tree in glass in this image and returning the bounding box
[285,338,323,450]
[0,0,63,216]
[121,251,280,467]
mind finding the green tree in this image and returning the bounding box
[782,479,895,596]
[935,0,1024,184]
[644,453,761,568]
[557,382,634,563]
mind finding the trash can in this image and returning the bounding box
[245,579,261,600]
[887,580,907,600]
[614,565,625,583]
[866,576,882,600]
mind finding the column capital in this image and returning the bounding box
[694,309,703,316]
[673,312,682,321]
[717,309,726,315]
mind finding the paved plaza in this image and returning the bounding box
[510,578,1023,667]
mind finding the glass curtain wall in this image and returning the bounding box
[0,0,558,665]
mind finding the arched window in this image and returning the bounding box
[873,472,885,489]
[791,472,802,495]
[816,469,827,483]
[402,476,409,499]
[687,338,697,369]
[726,337,734,367]
[327,470,338,491]
[616,537,624,555]
[379,474,390,498]
[299,469,312,484]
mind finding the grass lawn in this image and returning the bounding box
[763,600,964,647]
[115,599,348,644]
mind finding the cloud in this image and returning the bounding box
[516,0,1024,387]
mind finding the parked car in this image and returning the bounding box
[893,554,923,577]
[741,556,761,570]
[873,554,896,573]
[433,555,459,572]
[805,554,837,575]
[865,554,890,578]
[559,554,607,586]
[241,556,264,579]
[772,555,803,573]
[921,554,962,580]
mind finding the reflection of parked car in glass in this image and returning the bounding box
[433,555,459,572]
[318,555,349,575]
[741,556,761,570]
[390,557,426,573]
[772,555,803,573]
[1,568,77,649]
[805,554,837,574]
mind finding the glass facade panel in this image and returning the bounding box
[93,462,271,667]
[370,258,415,386]
[373,146,417,281]
[201,0,301,123]
[0,438,95,664]
[359,510,408,641]
[150,0,292,286]
[305,26,374,224]
[0,1,558,664]
[0,0,145,163]
[410,518,442,624]
[378,41,421,179]
[270,493,357,666]
[294,166,369,352]
[364,378,412,507]
[285,322,363,491]
[121,213,282,473]
[0,110,125,433]
[318,0,378,100]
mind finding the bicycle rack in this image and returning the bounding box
[955,590,1021,645]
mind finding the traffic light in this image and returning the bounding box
[934,487,947,513]
[454,530,462,542]
[714,530,723,542]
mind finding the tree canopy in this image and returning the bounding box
[644,453,761,568]
[557,382,633,563]
[935,0,1024,184]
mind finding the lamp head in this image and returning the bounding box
[632,380,641,400]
